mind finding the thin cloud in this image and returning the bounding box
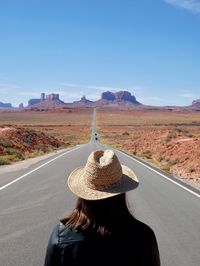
[58,91,101,101]
[17,92,40,97]
[138,96,166,104]
[85,93,101,101]
[179,93,195,98]
[126,86,143,92]
[59,83,121,91]
[179,90,197,98]
[0,83,22,92]
[59,82,142,95]
[163,0,200,13]
[58,91,83,98]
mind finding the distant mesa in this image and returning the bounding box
[115,91,139,103]
[26,90,141,108]
[28,99,41,106]
[28,93,65,107]
[99,90,141,105]
[72,95,94,106]
[0,101,12,109]
[80,95,93,104]
[5,90,200,110]
[192,99,200,108]
[71,91,141,107]
[102,91,116,101]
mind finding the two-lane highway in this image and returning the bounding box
[0,109,200,266]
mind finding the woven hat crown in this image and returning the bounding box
[83,150,123,191]
[67,149,139,200]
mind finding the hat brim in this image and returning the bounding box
[67,165,139,200]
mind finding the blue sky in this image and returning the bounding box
[0,0,199,107]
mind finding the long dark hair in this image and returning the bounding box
[61,193,133,236]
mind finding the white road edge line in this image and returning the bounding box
[117,149,200,199]
[0,146,82,191]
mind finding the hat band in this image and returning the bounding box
[85,177,123,191]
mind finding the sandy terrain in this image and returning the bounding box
[97,108,200,188]
[1,107,200,190]
[0,108,93,164]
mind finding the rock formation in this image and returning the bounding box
[28,93,64,107]
[72,96,94,106]
[100,90,141,105]
[101,91,116,101]
[115,91,140,104]
[192,99,200,108]
[0,102,12,108]
[19,103,24,109]
[79,96,93,104]
[28,99,41,106]
[27,90,141,108]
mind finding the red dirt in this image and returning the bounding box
[97,108,200,184]
[0,126,62,158]
[0,108,93,163]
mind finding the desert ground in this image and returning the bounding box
[1,106,200,189]
[96,107,200,188]
[0,107,93,164]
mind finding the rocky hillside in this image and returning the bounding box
[0,127,63,165]
[96,107,200,190]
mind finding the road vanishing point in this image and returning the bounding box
[0,109,200,266]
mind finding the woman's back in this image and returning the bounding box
[44,150,160,266]
[45,216,160,266]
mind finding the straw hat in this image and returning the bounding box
[67,150,139,200]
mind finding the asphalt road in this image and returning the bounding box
[0,109,200,266]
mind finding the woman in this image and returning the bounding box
[44,150,160,266]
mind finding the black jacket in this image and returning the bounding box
[44,218,160,266]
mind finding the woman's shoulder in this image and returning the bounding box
[124,216,156,237]
[51,217,156,243]
[132,217,154,232]
[125,217,157,243]
[52,221,89,244]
